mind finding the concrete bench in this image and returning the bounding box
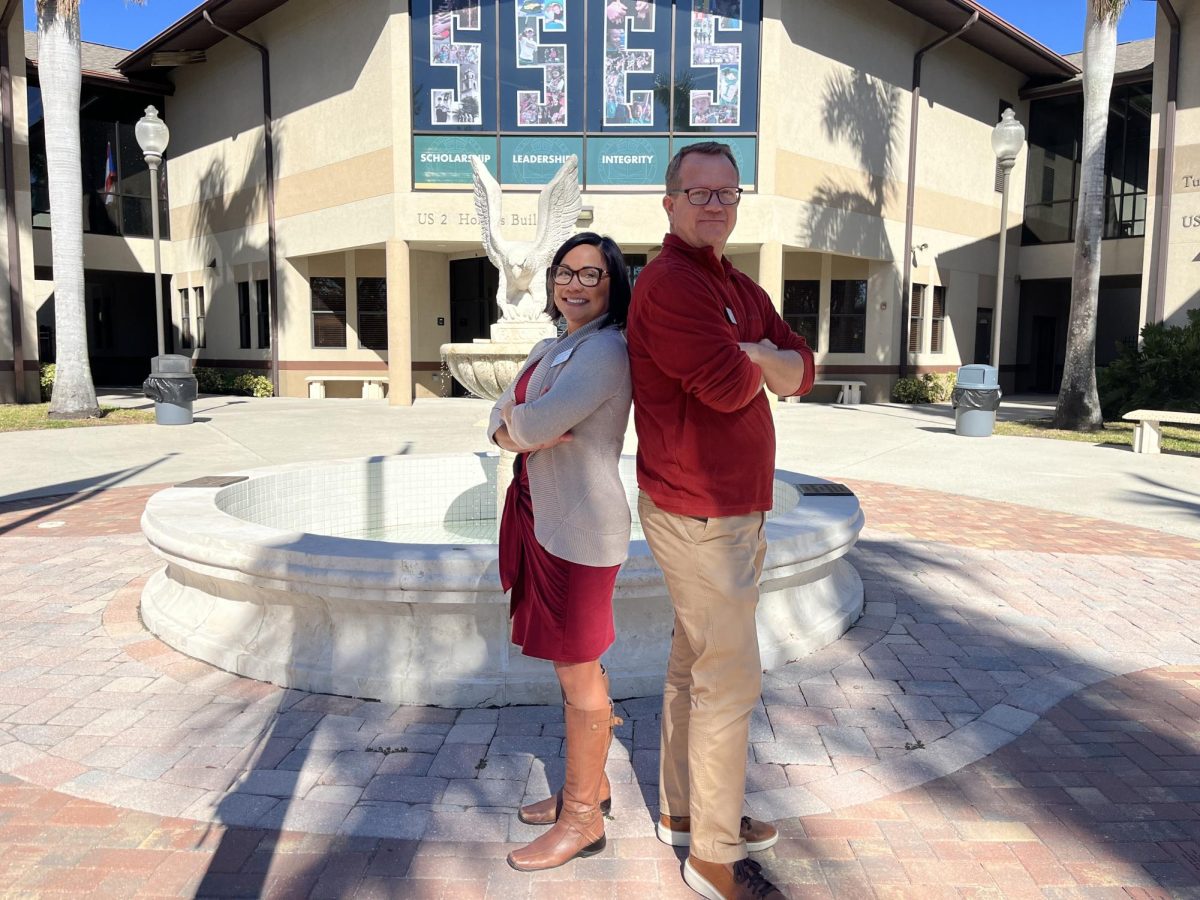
[814,379,866,405]
[1123,408,1200,454]
[305,375,389,400]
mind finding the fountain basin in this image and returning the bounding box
[140,454,864,706]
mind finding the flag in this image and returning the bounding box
[103,142,117,206]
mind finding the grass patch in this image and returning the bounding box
[0,403,157,433]
[994,418,1200,456]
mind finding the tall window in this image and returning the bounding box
[829,280,866,353]
[357,278,388,350]
[179,288,192,350]
[909,285,924,353]
[1022,82,1150,245]
[782,280,819,349]
[256,279,271,349]
[238,282,252,349]
[930,286,946,354]
[28,84,170,238]
[312,277,347,348]
[194,286,207,349]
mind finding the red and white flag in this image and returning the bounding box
[103,142,117,206]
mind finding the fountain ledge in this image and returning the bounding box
[141,454,865,706]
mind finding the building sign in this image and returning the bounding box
[411,0,761,188]
[501,136,585,185]
[413,136,498,187]
[586,137,670,185]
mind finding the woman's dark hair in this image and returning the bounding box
[544,232,630,330]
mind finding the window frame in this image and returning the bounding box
[311,276,348,349]
[256,279,271,349]
[179,287,192,350]
[237,281,252,350]
[356,277,389,351]
[828,279,867,354]
[782,279,820,351]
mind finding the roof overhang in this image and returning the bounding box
[117,0,290,74]
[887,0,1080,81]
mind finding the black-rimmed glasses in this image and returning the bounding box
[669,186,743,206]
[551,265,608,287]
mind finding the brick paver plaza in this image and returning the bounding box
[1,463,1199,897]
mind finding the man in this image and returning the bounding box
[627,142,813,900]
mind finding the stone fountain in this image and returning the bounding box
[440,154,582,402]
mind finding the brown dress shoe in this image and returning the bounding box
[684,855,787,900]
[507,703,612,871]
[657,814,778,852]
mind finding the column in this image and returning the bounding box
[758,241,785,403]
[386,239,413,407]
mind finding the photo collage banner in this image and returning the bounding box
[411,0,760,188]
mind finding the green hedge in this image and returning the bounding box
[193,367,274,398]
[1099,309,1200,418]
[891,372,956,404]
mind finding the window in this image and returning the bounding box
[180,288,192,350]
[909,284,924,353]
[357,277,388,350]
[256,279,271,348]
[194,286,207,349]
[238,282,252,349]
[782,280,819,349]
[930,286,946,354]
[28,84,171,238]
[311,277,347,348]
[829,280,866,353]
[1022,82,1150,245]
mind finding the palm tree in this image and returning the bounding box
[39,0,143,417]
[1054,0,1128,431]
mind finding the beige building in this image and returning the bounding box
[2,0,1197,405]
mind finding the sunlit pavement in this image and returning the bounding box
[1,399,1198,897]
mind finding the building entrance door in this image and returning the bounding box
[449,257,500,397]
[974,308,993,364]
[1031,315,1058,393]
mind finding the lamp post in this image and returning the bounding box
[136,105,170,358]
[990,107,1024,370]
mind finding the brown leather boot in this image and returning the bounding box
[683,855,787,900]
[507,702,612,871]
[518,671,620,826]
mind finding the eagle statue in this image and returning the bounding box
[469,155,583,322]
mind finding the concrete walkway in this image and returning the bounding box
[1,396,1198,897]
[5,392,1198,539]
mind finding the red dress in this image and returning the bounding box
[498,366,619,663]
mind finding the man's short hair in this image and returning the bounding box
[664,141,739,192]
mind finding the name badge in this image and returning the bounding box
[725,307,738,325]
[551,347,574,367]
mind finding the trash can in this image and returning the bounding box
[143,355,198,425]
[951,364,1002,437]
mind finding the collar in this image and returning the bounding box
[661,233,731,279]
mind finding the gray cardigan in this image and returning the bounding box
[488,317,633,567]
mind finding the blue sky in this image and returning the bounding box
[25,0,1160,55]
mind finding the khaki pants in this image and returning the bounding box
[638,491,767,864]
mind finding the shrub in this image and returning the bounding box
[232,373,273,398]
[193,367,273,397]
[39,363,55,401]
[1099,309,1200,418]
[192,367,226,394]
[891,372,956,404]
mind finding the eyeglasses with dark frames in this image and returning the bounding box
[551,265,608,287]
[668,186,743,206]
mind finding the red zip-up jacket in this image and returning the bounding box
[627,234,815,517]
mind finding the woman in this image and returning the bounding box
[489,233,632,872]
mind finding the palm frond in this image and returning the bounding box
[1093,0,1129,25]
